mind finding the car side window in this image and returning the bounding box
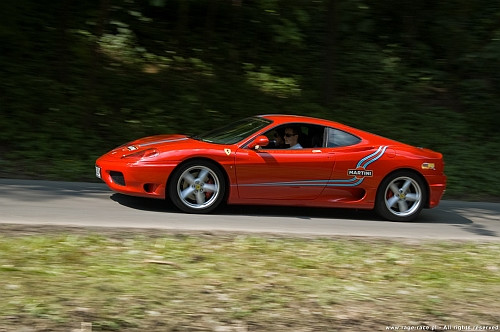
[326,127,361,147]
[262,128,286,149]
[262,124,326,149]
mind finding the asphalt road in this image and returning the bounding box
[0,179,499,240]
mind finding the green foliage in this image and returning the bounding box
[244,64,301,98]
[0,0,498,198]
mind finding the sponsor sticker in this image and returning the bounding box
[224,148,231,156]
[421,162,435,170]
[348,168,373,178]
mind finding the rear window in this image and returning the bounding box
[326,128,361,147]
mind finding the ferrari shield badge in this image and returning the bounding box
[224,148,231,156]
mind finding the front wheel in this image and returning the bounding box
[168,160,226,213]
[375,171,427,222]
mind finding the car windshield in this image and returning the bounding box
[193,117,272,144]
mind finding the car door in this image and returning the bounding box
[318,127,388,202]
[235,147,335,200]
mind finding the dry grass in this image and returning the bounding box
[0,225,499,331]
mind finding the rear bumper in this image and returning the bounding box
[427,174,447,208]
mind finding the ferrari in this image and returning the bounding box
[96,114,446,221]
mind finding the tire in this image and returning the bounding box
[168,160,226,213]
[375,171,427,222]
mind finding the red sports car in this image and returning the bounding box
[96,115,446,221]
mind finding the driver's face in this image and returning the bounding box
[284,128,298,145]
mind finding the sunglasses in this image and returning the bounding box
[284,133,297,137]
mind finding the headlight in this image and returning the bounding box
[121,148,159,159]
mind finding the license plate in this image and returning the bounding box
[95,166,101,179]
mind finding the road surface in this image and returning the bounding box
[0,179,499,240]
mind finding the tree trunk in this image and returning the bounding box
[323,0,339,106]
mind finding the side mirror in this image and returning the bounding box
[248,135,269,150]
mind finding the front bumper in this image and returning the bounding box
[96,158,178,199]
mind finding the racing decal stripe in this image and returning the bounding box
[326,178,364,187]
[362,146,388,168]
[138,137,188,147]
[241,179,353,187]
[240,146,388,188]
[357,145,387,168]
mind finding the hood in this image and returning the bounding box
[126,134,189,150]
[101,134,191,160]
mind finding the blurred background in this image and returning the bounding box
[0,0,498,199]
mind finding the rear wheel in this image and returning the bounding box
[375,171,426,222]
[168,160,226,213]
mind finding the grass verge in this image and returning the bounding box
[1,226,499,331]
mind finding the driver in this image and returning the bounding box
[284,126,302,149]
